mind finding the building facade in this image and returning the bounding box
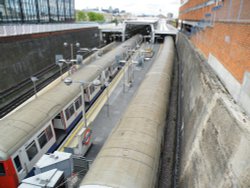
[0,0,75,24]
[179,0,250,115]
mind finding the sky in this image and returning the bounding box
[75,0,180,17]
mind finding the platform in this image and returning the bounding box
[86,43,161,160]
[58,43,161,157]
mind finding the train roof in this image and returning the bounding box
[93,35,142,69]
[0,35,142,160]
[80,37,175,188]
[0,66,102,160]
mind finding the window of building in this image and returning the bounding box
[21,0,37,22]
[70,0,75,20]
[13,155,22,172]
[0,163,5,176]
[26,141,38,161]
[50,0,59,21]
[57,0,65,21]
[38,131,47,149]
[0,0,6,21]
[65,104,75,120]
[37,0,49,22]
[65,0,70,20]
[4,0,22,22]
[75,96,82,110]
[0,0,75,24]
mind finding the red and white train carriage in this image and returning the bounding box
[0,34,142,188]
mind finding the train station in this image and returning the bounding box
[0,0,250,188]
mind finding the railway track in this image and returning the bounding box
[158,42,182,188]
[0,64,67,118]
[0,43,109,118]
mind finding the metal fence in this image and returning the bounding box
[0,23,99,37]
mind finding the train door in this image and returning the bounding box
[52,112,66,144]
[52,113,65,130]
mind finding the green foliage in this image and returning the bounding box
[87,12,105,22]
[75,10,87,21]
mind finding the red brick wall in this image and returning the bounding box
[180,0,207,12]
[179,4,213,21]
[191,22,250,83]
[179,0,250,83]
[180,0,250,21]
[179,0,213,21]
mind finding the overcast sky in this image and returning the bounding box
[75,0,180,17]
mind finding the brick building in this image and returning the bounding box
[179,0,250,115]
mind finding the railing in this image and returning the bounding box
[0,23,99,37]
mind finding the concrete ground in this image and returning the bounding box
[85,43,160,161]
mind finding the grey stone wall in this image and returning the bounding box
[177,33,250,187]
[0,27,99,92]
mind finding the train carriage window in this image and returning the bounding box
[26,141,38,161]
[55,114,61,119]
[105,70,109,78]
[69,105,75,115]
[13,156,22,172]
[38,131,47,149]
[74,96,82,110]
[45,125,53,140]
[89,85,95,95]
[0,163,5,176]
[65,109,70,120]
[65,104,75,120]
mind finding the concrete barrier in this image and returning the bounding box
[0,27,99,92]
[177,33,250,187]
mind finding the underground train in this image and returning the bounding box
[0,34,143,188]
[80,36,175,188]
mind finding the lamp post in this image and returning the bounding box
[31,76,39,98]
[64,77,101,127]
[128,60,140,85]
[123,45,131,60]
[64,42,80,60]
[119,60,127,93]
[77,47,101,60]
[56,61,64,80]
[104,82,110,117]
[58,59,71,75]
[78,47,100,53]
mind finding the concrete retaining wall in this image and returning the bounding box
[177,33,250,187]
[0,27,99,92]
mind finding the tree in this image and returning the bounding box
[76,10,87,21]
[87,12,105,22]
